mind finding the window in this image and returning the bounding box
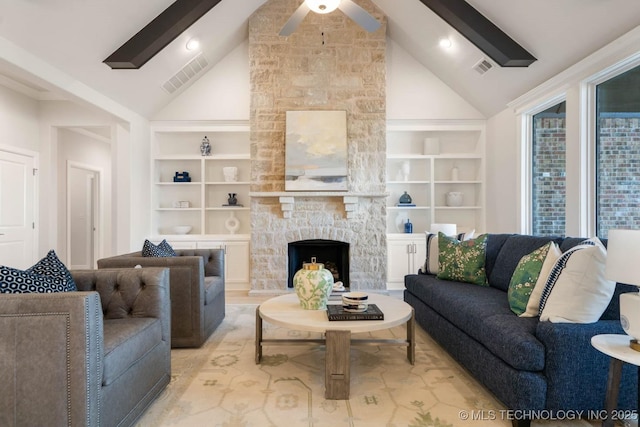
[531,101,566,236]
[596,65,640,238]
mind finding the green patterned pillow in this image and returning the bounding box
[507,242,552,315]
[437,232,488,286]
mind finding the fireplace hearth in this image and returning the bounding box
[288,239,350,289]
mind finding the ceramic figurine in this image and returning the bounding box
[200,136,211,156]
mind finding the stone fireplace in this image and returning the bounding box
[248,0,387,293]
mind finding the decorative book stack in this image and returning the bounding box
[326,304,384,321]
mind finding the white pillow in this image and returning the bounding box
[539,237,615,323]
[420,229,475,275]
[520,241,562,317]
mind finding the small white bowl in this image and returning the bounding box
[342,292,368,308]
[172,225,192,235]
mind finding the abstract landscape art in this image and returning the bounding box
[285,110,348,191]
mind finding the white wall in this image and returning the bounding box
[154,41,251,121]
[386,39,484,120]
[0,85,39,151]
[485,109,518,232]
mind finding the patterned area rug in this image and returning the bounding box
[136,304,609,427]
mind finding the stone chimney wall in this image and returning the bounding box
[248,0,388,292]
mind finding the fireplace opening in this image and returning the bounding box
[288,239,350,289]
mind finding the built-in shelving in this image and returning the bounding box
[385,120,486,235]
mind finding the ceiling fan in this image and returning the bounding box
[279,0,381,36]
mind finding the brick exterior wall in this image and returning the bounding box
[532,114,640,238]
[597,115,640,238]
[248,0,388,291]
[532,116,566,236]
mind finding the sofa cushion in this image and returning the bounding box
[508,242,554,315]
[26,250,77,291]
[437,233,488,286]
[419,231,474,275]
[539,237,615,323]
[0,265,68,293]
[522,242,562,317]
[142,239,176,257]
[404,274,545,371]
[489,235,563,292]
[204,276,224,305]
[102,317,162,386]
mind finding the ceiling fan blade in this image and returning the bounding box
[279,2,311,36]
[338,0,381,32]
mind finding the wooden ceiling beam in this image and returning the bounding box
[418,0,536,67]
[103,0,223,69]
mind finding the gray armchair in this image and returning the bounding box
[97,248,225,348]
[0,267,171,427]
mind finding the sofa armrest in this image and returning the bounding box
[0,291,103,426]
[536,320,637,411]
[72,267,171,343]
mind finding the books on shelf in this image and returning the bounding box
[395,203,416,207]
[326,304,384,321]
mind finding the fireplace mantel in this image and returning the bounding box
[249,192,388,219]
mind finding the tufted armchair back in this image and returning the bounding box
[72,268,171,343]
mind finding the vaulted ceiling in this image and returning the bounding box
[0,0,639,118]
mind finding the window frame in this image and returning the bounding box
[582,54,640,236]
[518,93,567,235]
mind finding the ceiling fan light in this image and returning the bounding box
[305,0,341,14]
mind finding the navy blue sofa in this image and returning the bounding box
[404,234,638,427]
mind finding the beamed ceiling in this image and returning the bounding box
[0,0,639,118]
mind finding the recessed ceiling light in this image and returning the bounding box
[306,0,341,14]
[439,38,452,49]
[186,38,200,51]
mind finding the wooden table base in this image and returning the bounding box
[255,306,416,400]
[325,330,351,399]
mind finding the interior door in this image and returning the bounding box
[0,150,36,269]
[68,164,99,269]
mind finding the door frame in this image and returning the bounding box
[66,160,103,268]
[0,143,39,265]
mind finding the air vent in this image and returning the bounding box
[162,53,209,94]
[473,58,493,75]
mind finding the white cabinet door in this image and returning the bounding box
[164,240,197,249]
[387,239,412,287]
[223,241,250,286]
[387,235,426,290]
[196,239,250,290]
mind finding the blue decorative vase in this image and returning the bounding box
[399,191,412,204]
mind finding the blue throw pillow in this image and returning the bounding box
[142,239,176,257]
[0,265,68,293]
[26,250,77,291]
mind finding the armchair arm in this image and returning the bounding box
[0,292,103,426]
[72,267,171,343]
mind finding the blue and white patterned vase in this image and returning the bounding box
[293,257,334,310]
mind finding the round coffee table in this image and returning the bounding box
[255,293,415,399]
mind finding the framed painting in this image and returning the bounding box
[285,110,348,191]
